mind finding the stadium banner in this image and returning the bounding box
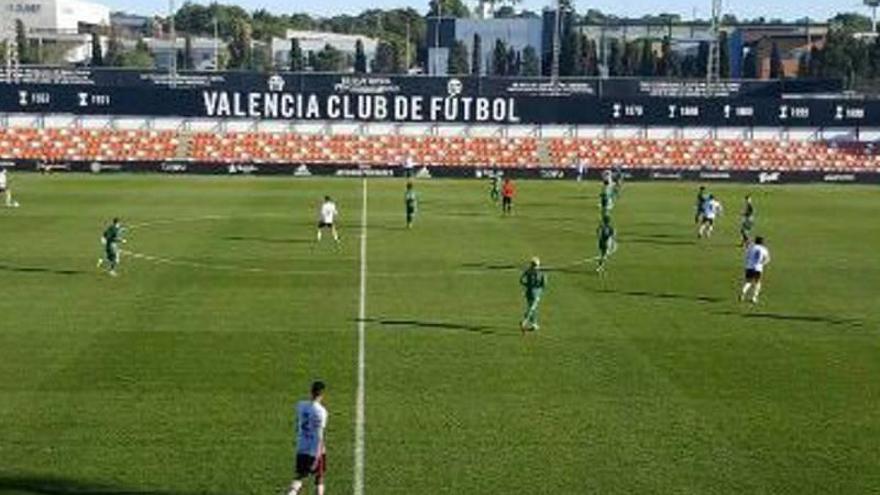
[0,68,872,127]
[8,159,880,184]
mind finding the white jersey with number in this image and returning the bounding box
[319,201,338,225]
[296,400,328,456]
[745,244,771,272]
[704,199,723,220]
[0,170,6,189]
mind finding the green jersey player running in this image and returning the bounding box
[97,218,125,276]
[739,195,755,246]
[599,188,614,216]
[519,257,547,334]
[695,186,709,224]
[490,174,501,202]
[596,214,617,273]
[404,182,418,228]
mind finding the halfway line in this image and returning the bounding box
[354,177,367,495]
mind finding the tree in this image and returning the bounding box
[719,31,730,78]
[830,13,872,33]
[354,39,368,73]
[250,44,273,72]
[289,38,304,71]
[586,38,600,76]
[105,28,125,67]
[506,46,519,75]
[313,43,345,72]
[16,20,32,64]
[521,45,539,76]
[559,28,581,76]
[228,17,252,69]
[495,6,516,18]
[622,41,641,76]
[90,32,103,67]
[696,41,709,77]
[372,41,399,74]
[184,34,195,70]
[492,39,508,76]
[428,0,470,18]
[639,39,655,76]
[471,33,482,75]
[742,47,758,79]
[118,39,155,68]
[797,51,810,78]
[769,42,784,79]
[664,39,682,77]
[608,39,623,76]
[448,40,469,74]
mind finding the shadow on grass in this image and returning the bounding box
[0,264,84,276]
[714,310,865,329]
[358,317,513,336]
[222,235,311,245]
[0,475,213,495]
[596,288,722,304]
[460,262,520,272]
[622,236,695,247]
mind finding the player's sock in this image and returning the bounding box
[740,283,751,301]
[316,483,325,495]
[751,283,762,303]
[316,230,322,241]
[287,480,303,495]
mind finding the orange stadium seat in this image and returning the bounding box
[0,128,877,172]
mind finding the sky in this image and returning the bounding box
[104,0,869,22]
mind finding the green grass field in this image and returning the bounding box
[1,173,878,495]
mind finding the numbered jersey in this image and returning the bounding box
[319,202,338,225]
[744,244,771,272]
[296,400,328,457]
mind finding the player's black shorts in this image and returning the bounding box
[0,187,6,193]
[702,217,714,225]
[744,269,762,282]
[295,453,326,480]
[502,196,512,206]
[317,221,334,229]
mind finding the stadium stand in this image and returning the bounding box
[0,127,878,172]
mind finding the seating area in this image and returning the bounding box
[0,127,878,172]
[188,132,541,167]
[546,138,880,171]
[0,128,179,162]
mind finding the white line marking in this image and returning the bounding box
[354,178,367,495]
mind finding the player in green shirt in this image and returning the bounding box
[490,174,501,203]
[695,186,708,224]
[405,182,418,228]
[739,194,755,246]
[596,214,617,273]
[599,188,614,216]
[519,257,547,333]
[97,218,125,276]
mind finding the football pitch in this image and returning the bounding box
[1,173,878,495]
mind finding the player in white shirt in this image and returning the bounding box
[316,196,339,243]
[288,381,329,495]
[740,236,771,304]
[698,195,723,238]
[0,168,17,208]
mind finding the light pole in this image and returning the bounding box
[551,0,561,83]
[866,0,880,33]
[433,0,442,74]
[169,0,177,79]
[213,16,219,71]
